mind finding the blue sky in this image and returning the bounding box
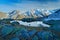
[0,0,60,13]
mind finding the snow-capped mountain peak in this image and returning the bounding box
[8,9,52,19]
[41,9,52,16]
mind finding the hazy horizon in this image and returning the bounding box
[0,0,60,13]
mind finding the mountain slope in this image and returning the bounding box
[0,12,8,19]
[8,9,52,19]
[44,9,60,21]
[8,10,25,19]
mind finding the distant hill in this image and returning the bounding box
[0,12,8,19]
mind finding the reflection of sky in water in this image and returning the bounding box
[0,0,60,13]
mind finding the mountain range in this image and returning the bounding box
[8,9,52,19]
[0,9,60,20]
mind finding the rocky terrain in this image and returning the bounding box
[0,9,60,40]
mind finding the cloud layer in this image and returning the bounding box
[0,0,60,13]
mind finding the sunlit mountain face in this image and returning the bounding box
[0,0,60,13]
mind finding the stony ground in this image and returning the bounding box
[0,19,60,40]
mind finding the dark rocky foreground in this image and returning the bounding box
[0,19,60,40]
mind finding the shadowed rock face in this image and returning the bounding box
[44,9,60,21]
[21,17,46,22]
[43,9,60,38]
[0,24,58,40]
